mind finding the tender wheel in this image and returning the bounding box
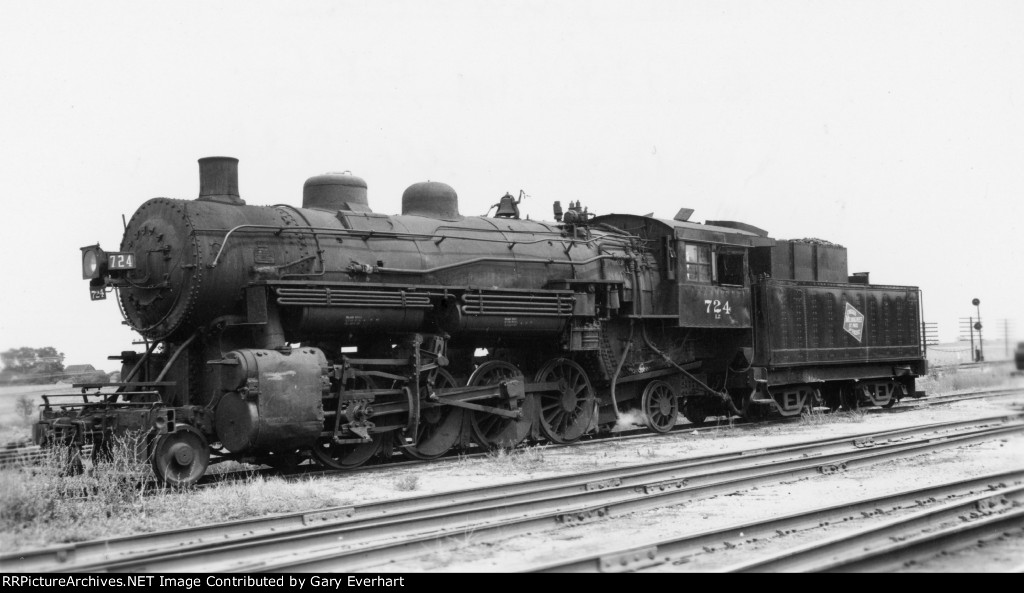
[312,433,389,470]
[642,380,678,433]
[881,383,905,409]
[468,361,536,449]
[534,358,596,444]
[822,384,843,412]
[841,384,864,411]
[404,369,465,460]
[151,429,209,487]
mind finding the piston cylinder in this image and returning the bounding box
[214,347,327,453]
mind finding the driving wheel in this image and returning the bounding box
[312,433,389,470]
[404,369,465,460]
[313,376,390,470]
[468,360,535,449]
[534,358,595,444]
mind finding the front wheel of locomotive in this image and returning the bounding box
[403,369,465,460]
[534,358,596,444]
[151,428,209,487]
[641,380,679,433]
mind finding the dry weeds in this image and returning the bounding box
[799,407,867,426]
[0,433,341,553]
[393,474,420,492]
[919,367,1011,395]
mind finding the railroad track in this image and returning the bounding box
[531,469,1024,572]
[873,387,1024,414]
[4,412,1020,572]
[720,487,1024,573]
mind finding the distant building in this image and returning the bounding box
[64,364,96,376]
[64,364,107,383]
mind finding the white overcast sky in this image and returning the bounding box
[1,0,1021,369]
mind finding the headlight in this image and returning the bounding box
[81,245,105,279]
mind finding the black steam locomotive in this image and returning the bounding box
[37,157,927,485]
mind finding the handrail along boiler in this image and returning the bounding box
[39,157,927,485]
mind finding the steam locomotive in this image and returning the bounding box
[36,157,927,485]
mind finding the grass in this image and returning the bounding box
[799,407,867,426]
[0,432,345,553]
[918,367,1013,395]
[0,434,150,545]
[482,445,546,471]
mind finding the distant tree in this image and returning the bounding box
[0,347,65,384]
[85,370,110,384]
[15,394,35,422]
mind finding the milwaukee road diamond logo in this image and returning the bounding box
[843,302,865,342]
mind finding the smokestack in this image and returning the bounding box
[197,156,245,205]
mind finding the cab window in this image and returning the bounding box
[716,250,745,286]
[685,243,746,286]
[684,244,711,283]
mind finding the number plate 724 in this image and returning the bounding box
[107,252,136,270]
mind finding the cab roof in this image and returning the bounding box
[591,213,774,247]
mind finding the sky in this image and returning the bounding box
[1,0,1021,370]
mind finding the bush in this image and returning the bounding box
[15,395,36,423]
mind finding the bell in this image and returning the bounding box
[494,193,521,219]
